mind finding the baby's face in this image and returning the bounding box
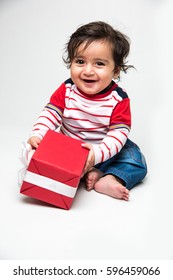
[70,40,117,95]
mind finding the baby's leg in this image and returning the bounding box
[94,175,129,201]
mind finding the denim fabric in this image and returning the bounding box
[95,139,147,190]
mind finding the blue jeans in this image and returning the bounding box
[95,139,147,190]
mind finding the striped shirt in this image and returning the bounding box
[31,78,131,165]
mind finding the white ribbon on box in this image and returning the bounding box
[24,171,77,198]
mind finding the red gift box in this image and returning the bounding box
[20,130,89,209]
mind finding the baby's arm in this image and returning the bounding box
[27,103,63,148]
[93,97,131,165]
[27,82,66,149]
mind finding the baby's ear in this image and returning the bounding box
[113,66,120,78]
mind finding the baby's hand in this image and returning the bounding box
[81,142,95,176]
[27,136,41,149]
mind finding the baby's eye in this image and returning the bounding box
[75,59,84,64]
[96,61,105,66]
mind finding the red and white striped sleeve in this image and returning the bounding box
[31,83,66,139]
[93,98,131,165]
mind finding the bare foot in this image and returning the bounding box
[94,174,129,201]
[85,168,103,191]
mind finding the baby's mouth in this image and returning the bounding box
[83,79,96,83]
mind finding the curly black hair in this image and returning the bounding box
[63,21,134,74]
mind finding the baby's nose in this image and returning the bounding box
[83,64,94,75]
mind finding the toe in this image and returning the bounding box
[123,192,130,201]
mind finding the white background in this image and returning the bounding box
[0,0,173,260]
